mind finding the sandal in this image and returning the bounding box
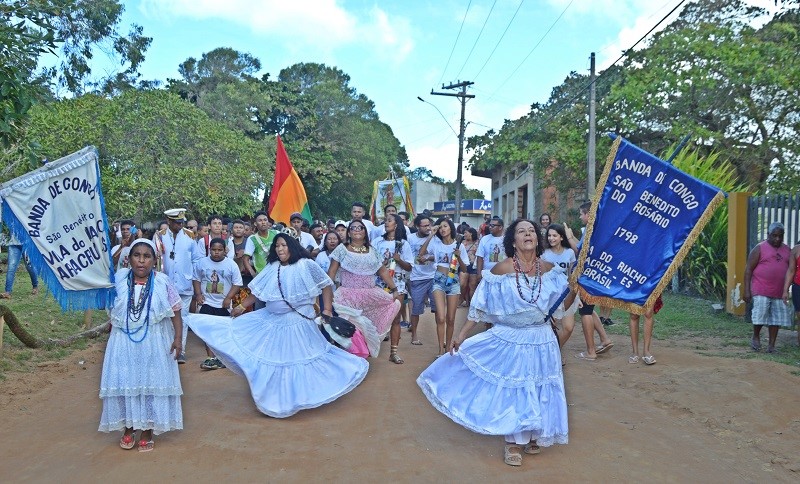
[642,355,656,365]
[504,444,523,466]
[411,340,423,345]
[596,341,614,354]
[523,441,541,455]
[138,439,154,452]
[628,355,640,364]
[389,346,404,364]
[119,432,136,450]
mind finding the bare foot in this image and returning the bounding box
[0,292,10,299]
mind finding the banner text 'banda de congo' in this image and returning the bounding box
[0,147,115,310]
[573,136,725,314]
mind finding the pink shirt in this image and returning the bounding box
[751,241,790,298]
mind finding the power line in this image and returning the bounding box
[523,0,688,136]
[473,0,525,81]
[438,0,473,87]
[488,0,573,100]
[455,0,498,81]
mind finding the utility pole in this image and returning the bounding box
[587,52,596,200]
[431,81,474,223]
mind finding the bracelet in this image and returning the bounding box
[235,304,245,311]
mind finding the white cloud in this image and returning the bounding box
[139,0,413,61]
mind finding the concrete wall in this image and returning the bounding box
[410,180,448,214]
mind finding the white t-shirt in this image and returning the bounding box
[298,231,317,251]
[426,237,469,269]
[372,237,414,275]
[408,233,436,281]
[476,234,506,272]
[192,256,242,309]
[542,247,576,274]
[111,245,131,271]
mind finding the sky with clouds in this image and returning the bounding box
[110,0,774,198]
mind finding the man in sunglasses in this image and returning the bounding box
[476,216,506,283]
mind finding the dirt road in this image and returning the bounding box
[1,309,798,482]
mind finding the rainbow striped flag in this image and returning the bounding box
[268,135,312,225]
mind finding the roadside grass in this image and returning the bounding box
[602,292,800,369]
[0,262,97,380]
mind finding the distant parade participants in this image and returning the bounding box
[192,238,242,370]
[476,216,506,281]
[350,201,378,239]
[244,211,278,310]
[745,222,792,353]
[290,212,317,252]
[372,214,414,364]
[459,227,479,308]
[197,215,227,258]
[154,208,201,364]
[187,233,368,418]
[327,220,401,358]
[315,230,343,275]
[417,219,575,467]
[185,220,199,239]
[408,214,437,345]
[334,220,348,242]
[110,219,136,271]
[417,217,470,356]
[99,239,183,452]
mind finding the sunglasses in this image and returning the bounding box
[489,223,502,228]
[350,226,365,231]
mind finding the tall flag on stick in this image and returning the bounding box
[268,135,312,224]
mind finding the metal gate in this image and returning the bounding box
[747,194,800,250]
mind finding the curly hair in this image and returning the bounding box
[502,218,544,258]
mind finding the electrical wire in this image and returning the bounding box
[439,0,473,87]
[472,0,525,81]
[488,0,573,100]
[455,0,498,80]
[519,0,688,136]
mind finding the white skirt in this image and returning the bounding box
[187,307,369,418]
[99,322,183,435]
[417,323,568,446]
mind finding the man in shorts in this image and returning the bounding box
[745,222,792,353]
[408,214,437,345]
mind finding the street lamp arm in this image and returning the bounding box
[416,96,459,137]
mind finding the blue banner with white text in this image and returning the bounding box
[573,135,725,314]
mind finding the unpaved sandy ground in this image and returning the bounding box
[1,309,799,483]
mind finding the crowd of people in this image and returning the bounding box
[62,202,797,463]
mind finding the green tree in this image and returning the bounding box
[25,90,270,221]
[606,0,800,191]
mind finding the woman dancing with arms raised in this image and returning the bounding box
[417,219,575,466]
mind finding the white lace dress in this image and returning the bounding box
[99,269,183,435]
[417,269,570,446]
[186,258,369,418]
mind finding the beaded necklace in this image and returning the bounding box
[513,254,542,304]
[122,270,154,342]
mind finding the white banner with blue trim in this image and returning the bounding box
[0,146,115,310]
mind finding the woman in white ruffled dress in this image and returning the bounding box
[187,232,368,418]
[99,239,183,453]
[417,219,576,467]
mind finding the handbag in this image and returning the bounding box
[276,264,356,347]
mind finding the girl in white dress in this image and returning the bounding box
[418,219,576,467]
[99,239,183,452]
